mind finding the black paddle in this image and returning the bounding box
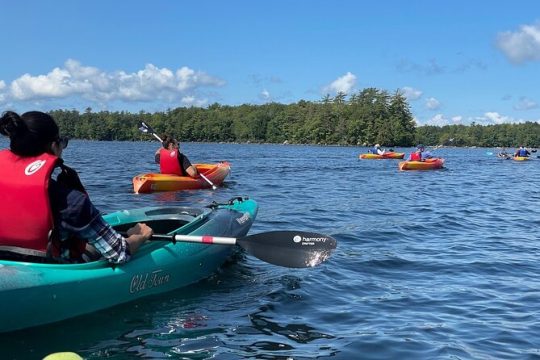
[138,121,218,189]
[148,230,337,268]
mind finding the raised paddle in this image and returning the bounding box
[138,121,218,190]
[147,230,337,268]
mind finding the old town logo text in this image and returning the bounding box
[130,270,170,293]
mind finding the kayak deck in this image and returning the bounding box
[133,162,231,193]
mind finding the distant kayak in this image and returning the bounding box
[133,162,231,193]
[359,152,405,159]
[398,158,445,171]
[497,153,512,159]
[513,156,530,161]
[0,197,257,333]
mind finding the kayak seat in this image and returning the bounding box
[112,216,196,235]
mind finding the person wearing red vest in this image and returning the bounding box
[0,111,153,263]
[407,144,433,161]
[154,135,199,178]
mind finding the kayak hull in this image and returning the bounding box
[133,162,231,193]
[399,158,445,171]
[359,152,405,159]
[0,197,257,333]
[513,156,529,161]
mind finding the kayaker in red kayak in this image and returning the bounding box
[155,135,200,178]
[0,111,153,264]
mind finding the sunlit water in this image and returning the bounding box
[1,141,539,359]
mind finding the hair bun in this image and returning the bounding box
[0,111,26,137]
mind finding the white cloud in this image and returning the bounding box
[181,95,208,107]
[2,59,225,105]
[484,112,513,124]
[496,22,540,64]
[474,112,537,125]
[426,97,441,110]
[513,96,538,110]
[0,80,6,102]
[259,89,271,101]
[426,114,449,126]
[451,116,463,124]
[401,86,422,101]
[323,72,356,94]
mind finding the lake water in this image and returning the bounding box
[1,141,539,359]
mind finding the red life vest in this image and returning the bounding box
[159,148,183,175]
[0,150,58,258]
[409,152,421,161]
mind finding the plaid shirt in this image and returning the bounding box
[50,180,131,264]
[67,214,131,264]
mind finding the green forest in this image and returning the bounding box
[50,88,540,147]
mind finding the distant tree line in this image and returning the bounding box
[416,122,540,148]
[49,88,540,147]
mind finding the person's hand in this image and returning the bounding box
[126,223,153,240]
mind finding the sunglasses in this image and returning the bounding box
[56,136,69,149]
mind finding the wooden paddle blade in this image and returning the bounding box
[237,231,337,268]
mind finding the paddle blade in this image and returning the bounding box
[138,121,155,134]
[238,231,337,268]
[138,124,150,134]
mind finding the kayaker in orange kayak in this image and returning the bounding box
[0,111,152,264]
[407,144,433,161]
[155,135,199,178]
[368,143,386,155]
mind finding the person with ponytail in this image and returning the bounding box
[0,111,153,264]
[154,135,199,178]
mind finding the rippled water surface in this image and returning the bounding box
[2,141,540,359]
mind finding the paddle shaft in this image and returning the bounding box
[151,233,237,245]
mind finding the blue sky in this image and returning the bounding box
[1,0,539,126]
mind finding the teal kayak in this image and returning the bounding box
[0,197,258,333]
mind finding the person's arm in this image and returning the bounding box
[179,153,199,178]
[185,165,199,178]
[56,188,152,264]
[125,223,153,254]
[154,148,161,164]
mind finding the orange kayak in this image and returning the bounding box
[513,156,529,161]
[359,152,405,159]
[133,162,231,193]
[398,158,445,171]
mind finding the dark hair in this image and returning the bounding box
[0,111,59,156]
[161,134,178,149]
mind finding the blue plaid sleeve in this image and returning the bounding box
[55,187,131,264]
[79,215,131,264]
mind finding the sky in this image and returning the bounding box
[1,0,540,126]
